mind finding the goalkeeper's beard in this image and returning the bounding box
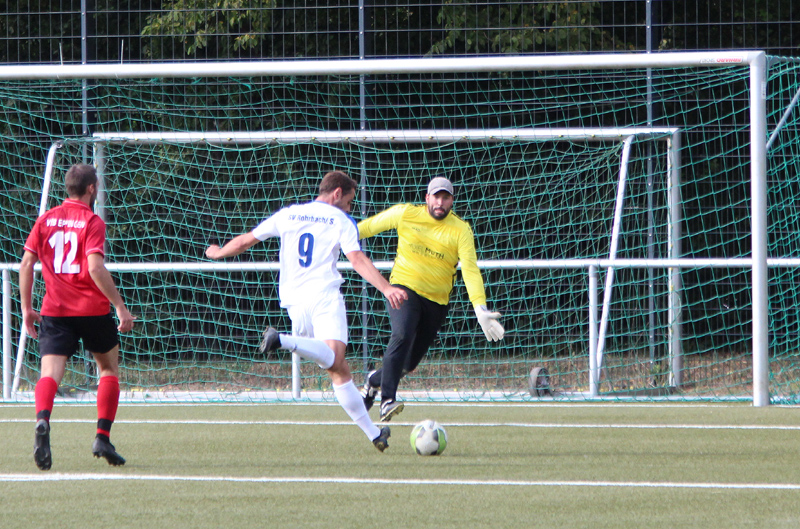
[428,204,451,220]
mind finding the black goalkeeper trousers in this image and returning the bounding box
[367,285,449,402]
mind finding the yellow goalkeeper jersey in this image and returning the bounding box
[357,203,487,307]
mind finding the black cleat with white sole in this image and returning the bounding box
[361,370,379,411]
[379,399,404,422]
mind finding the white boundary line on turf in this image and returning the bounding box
[0,401,785,408]
[1,473,799,490]
[1,417,799,430]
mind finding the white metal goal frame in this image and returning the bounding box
[0,51,769,405]
[11,127,681,400]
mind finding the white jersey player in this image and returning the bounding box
[253,200,359,313]
[205,171,407,452]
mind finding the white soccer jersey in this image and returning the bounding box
[252,200,361,307]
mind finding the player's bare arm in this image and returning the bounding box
[19,250,42,338]
[346,250,407,309]
[205,232,260,259]
[87,253,136,333]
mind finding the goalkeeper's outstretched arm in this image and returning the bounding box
[458,229,505,342]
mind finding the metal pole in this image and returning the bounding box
[81,0,96,388]
[645,0,657,383]
[588,266,598,396]
[3,270,11,400]
[667,132,683,386]
[358,0,373,375]
[12,143,62,393]
[0,52,764,81]
[595,136,635,373]
[80,0,94,160]
[750,53,770,406]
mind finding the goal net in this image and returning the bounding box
[2,53,798,404]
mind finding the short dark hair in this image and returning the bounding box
[64,163,98,197]
[319,170,357,196]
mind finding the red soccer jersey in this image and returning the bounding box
[23,199,111,317]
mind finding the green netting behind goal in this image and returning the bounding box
[2,57,800,403]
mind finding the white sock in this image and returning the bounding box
[278,335,335,369]
[333,380,380,441]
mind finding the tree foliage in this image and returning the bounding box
[141,0,275,58]
[428,1,618,55]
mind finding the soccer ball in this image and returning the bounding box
[410,419,448,456]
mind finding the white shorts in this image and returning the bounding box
[286,290,348,344]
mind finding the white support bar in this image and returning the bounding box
[766,86,800,151]
[11,146,61,396]
[2,270,10,400]
[0,258,785,273]
[0,52,764,80]
[39,142,62,216]
[90,128,679,145]
[750,54,770,407]
[588,266,599,397]
[668,132,684,386]
[595,136,635,381]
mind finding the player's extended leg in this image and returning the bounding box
[265,298,390,452]
[34,355,68,471]
[266,331,336,369]
[402,298,449,376]
[324,340,390,451]
[271,332,390,451]
[376,287,422,421]
[91,345,126,466]
[261,302,338,369]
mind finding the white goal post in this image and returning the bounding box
[9,126,683,402]
[0,51,769,405]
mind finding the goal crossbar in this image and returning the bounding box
[90,128,679,145]
[0,52,765,80]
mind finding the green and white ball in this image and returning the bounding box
[410,419,447,456]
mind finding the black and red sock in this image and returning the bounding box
[96,376,120,438]
[35,376,58,422]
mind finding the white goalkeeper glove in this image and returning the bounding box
[474,305,505,342]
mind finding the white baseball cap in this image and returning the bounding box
[427,176,454,196]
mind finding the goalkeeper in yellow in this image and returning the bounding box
[358,176,505,421]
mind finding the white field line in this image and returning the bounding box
[1,472,799,490]
[0,401,769,408]
[1,417,799,430]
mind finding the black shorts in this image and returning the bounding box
[38,314,120,357]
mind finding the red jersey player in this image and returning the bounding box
[20,163,136,470]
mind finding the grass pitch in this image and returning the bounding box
[1,402,799,528]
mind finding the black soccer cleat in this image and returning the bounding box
[372,426,391,452]
[259,327,280,354]
[92,436,126,466]
[379,399,404,422]
[33,419,52,471]
[360,370,379,411]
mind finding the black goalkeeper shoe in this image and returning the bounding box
[361,370,379,411]
[33,419,52,471]
[92,436,126,466]
[372,426,391,452]
[259,327,280,354]
[379,399,404,422]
